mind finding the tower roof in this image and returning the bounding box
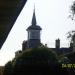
[32,7,36,25]
[27,7,42,31]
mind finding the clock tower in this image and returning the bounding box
[26,8,42,48]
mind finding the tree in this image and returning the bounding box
[70,1,75,20]
[67,30,75,43]
[3,61,13,75]
[3,47,71,75]
[13,47,60,75]
[58,56,71,64]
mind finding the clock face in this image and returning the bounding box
[29,30,40,39]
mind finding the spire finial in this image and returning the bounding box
[34,4,35,12]
[31,4,37,25]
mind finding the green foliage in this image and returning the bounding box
[15,48,58,65]
[67,30,75,43]
[3,47,73,75]
[3,61,13,75]
[70,1,75,20]
[58,57,71,64]
[12,47,59,75]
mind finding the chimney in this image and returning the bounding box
[55,38,60,49]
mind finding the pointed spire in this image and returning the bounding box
[32,5,37,26]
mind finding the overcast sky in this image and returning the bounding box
[0,0,75,66]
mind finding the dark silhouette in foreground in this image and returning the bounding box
[3,47,74,75]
